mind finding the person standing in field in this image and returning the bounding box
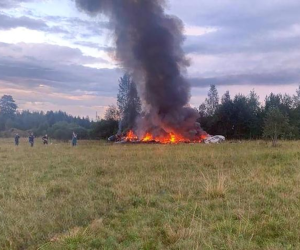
[15,133,20,146]
[72,132,77,146]
[29,133,35,147]
[42,134,49,145]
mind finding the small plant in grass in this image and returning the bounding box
[202,172,227,199]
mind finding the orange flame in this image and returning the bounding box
[200,134,208,140]
[124,130,208,144]
[142,133,153,142]
[125,130,138,141]
[170,133,176,143]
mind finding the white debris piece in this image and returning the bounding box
[204,135,225,144]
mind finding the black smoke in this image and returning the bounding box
[75,0,204,139]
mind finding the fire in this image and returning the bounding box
[142,133,153,142]
[170,133,176,143]
[125,130,138,141]
[164,133,185,144]
[123,130,208,144]
[200,134,208,140]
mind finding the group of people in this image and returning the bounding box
[14,132,78,147]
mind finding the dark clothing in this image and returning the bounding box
[72,135,77,146]
[42,136,48,145]
[15,135,20,146]
[29,135,34,147]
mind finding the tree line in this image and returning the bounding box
[0,95,92,140]
[199,85,300,145]
[99,76,300,144]
[1,74,300,143]
[0,73,141,140]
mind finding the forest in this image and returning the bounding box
[1,74,300,141]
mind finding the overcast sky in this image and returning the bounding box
[0,0,300,118]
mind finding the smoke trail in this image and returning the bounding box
[75,0,203,139]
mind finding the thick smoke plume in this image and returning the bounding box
[75,0,204,139]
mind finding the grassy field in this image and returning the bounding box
[0,139,300,249]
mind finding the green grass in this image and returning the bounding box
[0,139,300,249]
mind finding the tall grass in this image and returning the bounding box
[0,139,299,249]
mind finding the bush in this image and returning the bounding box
[90,120,119,139]
[48,122,89,140]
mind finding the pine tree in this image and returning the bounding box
[293,85,300,108]
[0,95,18,117]
[205,85,219,116]
[117,74,131,116]
[247,90,262,138]
[216,91,234,137]
[221,91,231,104]
[117,73,141,130]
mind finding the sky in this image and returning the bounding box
[0,0,300,119]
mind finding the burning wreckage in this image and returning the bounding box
[75,0,225,143]
[108,131,225,144]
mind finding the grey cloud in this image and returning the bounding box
[170,0,300,56]
[74,41,114,51]
[0,13,47,30]
[0,13,69,34]
[0,0,36,9]
[0,42,108,65]
[47,26,70,34]
[0,42,120,96]
[166,0,300,89]
[190,71,300,88]
[0,58,121,96]
[24,13,110,37]
[2,0,300,95]
[184,30,300,55]
[51,16,111,38]
[173,0,300,31]
[44,16,110,29]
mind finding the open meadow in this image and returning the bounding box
[0,139,300,249]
